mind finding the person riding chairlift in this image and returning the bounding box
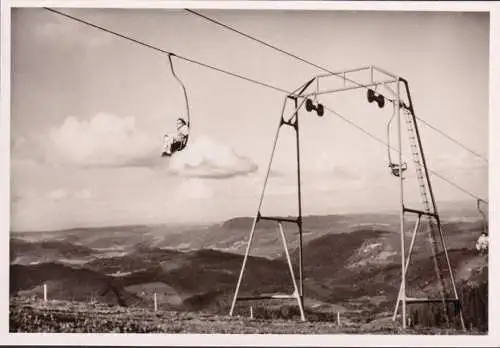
[161,117,189,157]
[475,232,488,254]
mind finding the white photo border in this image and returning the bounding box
[1,1,498,346]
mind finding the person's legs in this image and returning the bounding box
[162,135,174,156]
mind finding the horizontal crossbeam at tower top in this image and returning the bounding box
[288,65,400,100]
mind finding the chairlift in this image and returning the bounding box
[386,103,407,177]
[161,53,191,157]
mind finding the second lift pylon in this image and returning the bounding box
[228,78,318,321]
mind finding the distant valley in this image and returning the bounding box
[10,209,488,331]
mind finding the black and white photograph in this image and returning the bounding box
[1,0,499,346]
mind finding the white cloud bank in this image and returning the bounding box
[48,113,157,168]
[47,113,258,178]
[167,136,258,179]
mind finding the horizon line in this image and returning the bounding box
[9,201,480,234]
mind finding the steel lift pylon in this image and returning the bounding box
[228,66,466,331]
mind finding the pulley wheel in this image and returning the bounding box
[317,104,324,116]
[305,98,313,112]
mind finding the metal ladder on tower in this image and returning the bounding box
[403,109,448,310]
[393,105,465,330]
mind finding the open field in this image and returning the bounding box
[10,298,483,335]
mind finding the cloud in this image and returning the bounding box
[34,11,112,48]
[167,136,258,179]
[308,150,362,180]
[47,114,259,175]
[47,113,157,168]
[47,188,93,201]
[11,194,22,204]
[12,137,26,149]
[269,170,284,177]
[176,179,213,200]
[48,189,68,201]
[74,189,93,200]
[434,149,487,171]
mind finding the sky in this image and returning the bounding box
[9,8,489,231]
